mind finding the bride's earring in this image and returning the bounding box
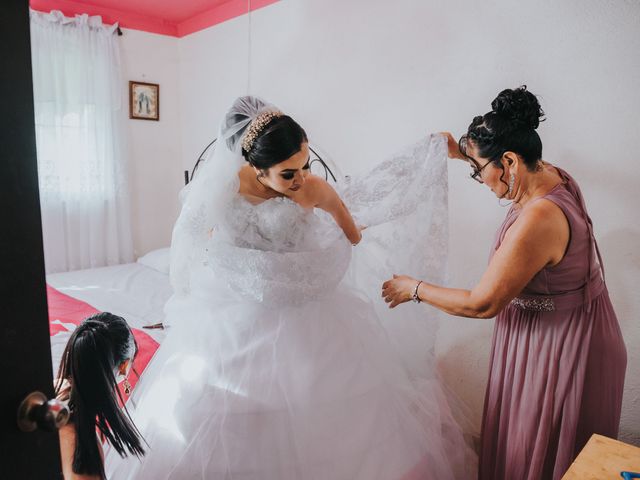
[508,173,515,196]
[124,378,132,396]
[256,172,269,190]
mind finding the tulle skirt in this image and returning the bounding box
[105,280,475,479]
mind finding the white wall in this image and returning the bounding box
[175,0,640,445]
[119,29,183,257]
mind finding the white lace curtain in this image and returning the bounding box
[30,10,133,273]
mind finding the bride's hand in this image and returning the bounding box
[351,225,367,246]
[381,274,417,308]
[439,132,466,161]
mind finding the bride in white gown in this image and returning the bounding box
[106,96,476,479]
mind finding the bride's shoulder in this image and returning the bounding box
[299,175,337,204]
[304,174,330,189]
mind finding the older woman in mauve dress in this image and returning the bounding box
[382,86,627,480]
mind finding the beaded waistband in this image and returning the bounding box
[510,297,555,311]
[510,277,605,312]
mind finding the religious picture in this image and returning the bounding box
[129,81,159,121]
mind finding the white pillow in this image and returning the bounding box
[137,248,170,275]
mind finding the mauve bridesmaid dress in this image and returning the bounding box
[479,167,627,480]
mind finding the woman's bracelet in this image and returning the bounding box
[412,281,423,303]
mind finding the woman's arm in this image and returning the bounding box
[306,176,362,245]
[59,425,103,480]
[382,199,570,317]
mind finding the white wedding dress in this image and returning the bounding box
[105,134,476,479]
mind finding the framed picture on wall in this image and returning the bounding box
[129,81,159,121]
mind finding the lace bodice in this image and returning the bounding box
[199,195,352,306]
[220,196,344,252]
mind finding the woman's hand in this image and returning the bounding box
[381,274,419,308]
[439,132,466,160]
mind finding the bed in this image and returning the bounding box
[47,249,172,391]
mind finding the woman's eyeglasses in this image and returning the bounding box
[469,161,491,184]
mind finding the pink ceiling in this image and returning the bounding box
[30,0,279,37]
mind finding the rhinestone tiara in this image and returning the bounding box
[241,110,284,153]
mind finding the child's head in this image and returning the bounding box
[57,312,144,478]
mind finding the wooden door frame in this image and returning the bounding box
[0,1,62,477]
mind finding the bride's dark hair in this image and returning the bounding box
[56,312,145,479]
[223,96,307,170]
[459,85,545,171]
[242,115,308,169]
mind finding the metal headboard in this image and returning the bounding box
[184,140,338,185]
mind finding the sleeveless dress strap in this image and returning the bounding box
[554,167,605,311]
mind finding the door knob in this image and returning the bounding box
[17,391,70,432]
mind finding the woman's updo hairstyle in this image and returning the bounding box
[242,115,308,170]
[460,85,545,171]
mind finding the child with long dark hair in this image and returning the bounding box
[56,312,145,479]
